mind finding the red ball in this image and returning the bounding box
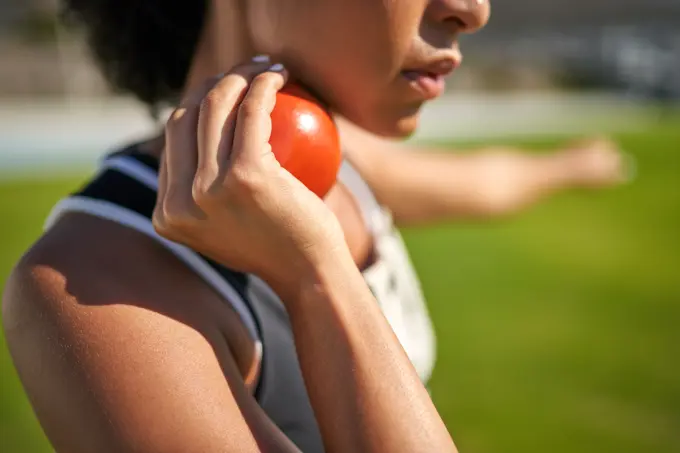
[270,83,342,198]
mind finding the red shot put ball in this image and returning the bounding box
[270,83,342,198]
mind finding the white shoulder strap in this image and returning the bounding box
[338,159,389,234]
[43,156,263,357]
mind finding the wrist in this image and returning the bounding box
[264,240,360,307]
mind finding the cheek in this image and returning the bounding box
[276,0,426,134]
[284,0,416,80]
[387,0,429,60]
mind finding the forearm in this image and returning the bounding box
[338,116,625,226]
[404,149,581,223]
[350,146,590,226]
[275,248,456,453]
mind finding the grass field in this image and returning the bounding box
[1,115,679,453]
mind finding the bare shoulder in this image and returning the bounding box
[3,212,251,342]
[1,213,270,453]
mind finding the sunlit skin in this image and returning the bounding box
[192,0,624,228]
[3,1,496,452]
[180,0,493,262]
[194,0,490,137]
[1,0,631,451]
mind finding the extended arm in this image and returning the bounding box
[338,117,628,226]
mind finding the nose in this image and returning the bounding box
[426,0,491,34]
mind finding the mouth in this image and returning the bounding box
[400,54,461,100]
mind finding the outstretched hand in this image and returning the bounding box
[560,137,635,189]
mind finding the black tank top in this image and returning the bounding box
[44,145,437,452]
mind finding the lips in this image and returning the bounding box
[401,71,447,100]
[400,57,460,100]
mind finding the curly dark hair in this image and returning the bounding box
[62,0,208,109]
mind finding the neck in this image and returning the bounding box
[145,1,256,159]
[183,0,255,98]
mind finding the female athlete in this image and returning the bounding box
[2,1,491,452]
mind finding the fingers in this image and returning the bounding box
[196,60,277,189]
[154,151,169,226]
[159,57,287,225]
[164,75,222,204]
[232,64,288,166]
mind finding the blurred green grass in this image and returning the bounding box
[1,116,679,453]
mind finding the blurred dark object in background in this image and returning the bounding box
[464,24,680,102]
[2,0,680,99]
[460,0,680,100]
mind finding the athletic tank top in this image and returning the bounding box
[44,146,436,453]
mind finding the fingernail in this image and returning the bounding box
[269,63,285,72]
[216,72,227,78]
[252,55,271,63]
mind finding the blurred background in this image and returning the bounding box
[0,1,679,452]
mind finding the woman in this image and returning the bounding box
[2,0,490,452]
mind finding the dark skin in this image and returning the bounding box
[2,73,441,453]
[3,1,491,451]
[5,213,292,452]
[4,135,373,453]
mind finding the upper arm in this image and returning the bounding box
[2,225,299,453]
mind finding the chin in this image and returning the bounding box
[371,113,420,139]
[391,114,420,138]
